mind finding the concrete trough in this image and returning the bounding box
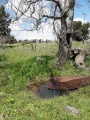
[48,76,90,90]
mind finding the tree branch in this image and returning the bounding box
[43,15,61,20]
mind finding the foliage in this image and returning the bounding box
[0,5,11,38]
[5,35,17,44]
[73,21,90,40]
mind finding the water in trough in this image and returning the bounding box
[36,82,65,99]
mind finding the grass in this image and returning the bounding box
[0,41,90,120]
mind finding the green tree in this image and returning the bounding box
[80,22,90,37]
[0,5,11,37]
[73,21,82,31]
[73,21,90,40]
[6,35,17,44]
[0,5,11,48]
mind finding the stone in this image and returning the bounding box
[65,106,79,115]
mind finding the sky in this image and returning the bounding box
[74,1,90,23]
[2,0,90,41]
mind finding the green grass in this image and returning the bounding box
[0,42,90,120]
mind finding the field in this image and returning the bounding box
[0,41,90,120]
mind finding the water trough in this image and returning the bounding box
[27,76,90,99]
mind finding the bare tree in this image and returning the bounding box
[6,0,90,64]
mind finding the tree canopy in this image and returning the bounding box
[0,5,11,38]
[73,21,90,40]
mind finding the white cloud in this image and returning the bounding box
[9,22,55,41]
[14,30,55,41]
[6,0,20,10]
[74,18,87,24]
[9,23,21,30]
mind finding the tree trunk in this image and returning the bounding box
[56,17,73,65]
[56,0,75,65]
[56,18,70,64]
[71,48,90,68]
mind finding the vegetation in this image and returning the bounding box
[73,21,90,40]
[5,35,17,44]
[0,5,11,37]
[0,5,16,46]
[0,42,90,120]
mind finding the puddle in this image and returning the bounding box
[27,81,76,99]
[36,82,65,99]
